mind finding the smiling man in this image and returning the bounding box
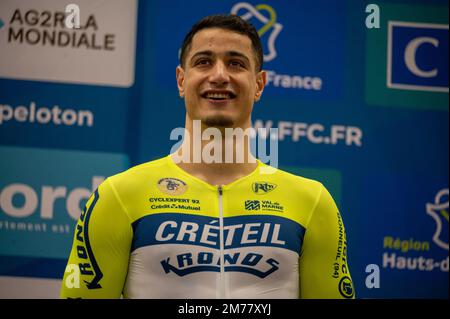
[173,16,267,184]
[60,14,355,299]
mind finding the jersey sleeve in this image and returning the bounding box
[299,184,355,299]
[60,178,133,298]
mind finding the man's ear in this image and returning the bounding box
[255,70,267,102]
[176,66,185,98]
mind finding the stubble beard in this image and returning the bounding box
[202,115,234,128]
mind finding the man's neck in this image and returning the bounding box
[171,120,258,186]
[173,158,258,186]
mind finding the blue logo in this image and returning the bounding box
[0,19,4,29]
[161,253,280,278]
[245,200,261,210]
[388,21,449,92]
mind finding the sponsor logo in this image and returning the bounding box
[153,217,287,248]
[157,178,188,196]
[245,200,261,211]
[365,4,448,110]
[253,119,363,147]
[0,0,137,87]
[131,214,305,278]
[383,237,431,253]
[381,188,449,273]
[261,200,284,213]
[387,21,448,92]
[73,189,103,289]
[339,276,354,299]
[149,197,201,211]
[332,211,352,291]
[382,250,448,272]
[6,9,114,50]
[158,219,286,278]
[426,188,449,250]
[0,101,94,127]
[381,226,448,273]
[363,175,449,297]
[162,252,280,278]
[252,182,277,194]
[245,200,284,213]
[373,180,449,273]
[231,2,323,91]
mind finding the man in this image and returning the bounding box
[61,14,355,299]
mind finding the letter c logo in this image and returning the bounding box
[404,37,439,78]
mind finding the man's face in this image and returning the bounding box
[176,28,266,128]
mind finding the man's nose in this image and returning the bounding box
[208,61,230,85]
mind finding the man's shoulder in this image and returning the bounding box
[260,164,324,192]
[256,164,325,209]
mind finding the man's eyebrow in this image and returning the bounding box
[190,50,213,62]
[189,50,251,64]
[226,51,251,64]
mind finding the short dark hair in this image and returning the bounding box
[179,14,263,71]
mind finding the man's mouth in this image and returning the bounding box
[201,91,237,100]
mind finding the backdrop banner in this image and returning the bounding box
[0,0,448,298]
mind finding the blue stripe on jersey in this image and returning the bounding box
[131,213,305,254]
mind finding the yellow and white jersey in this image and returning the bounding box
[60,155,355,299]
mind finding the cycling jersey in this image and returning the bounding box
[60,155,355,299]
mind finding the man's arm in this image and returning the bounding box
[60,178,133,298]
[299,184,355,299]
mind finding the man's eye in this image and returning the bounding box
[195,59,210,66]
[230,61,245,68]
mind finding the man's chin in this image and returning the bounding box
[202,116,234,128]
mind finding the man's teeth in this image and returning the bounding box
[206,93,231,99]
